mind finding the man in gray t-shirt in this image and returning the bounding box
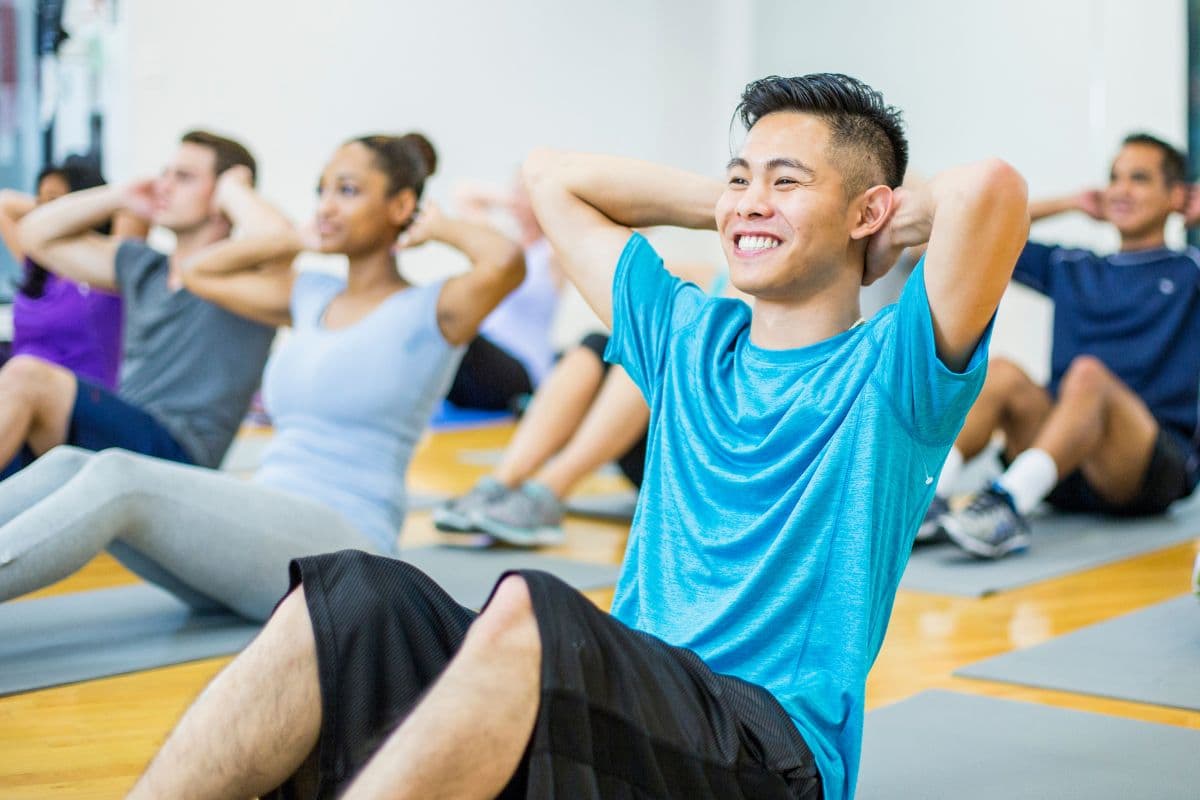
[7,130,277,473]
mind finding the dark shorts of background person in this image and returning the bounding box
[265,550,822,800]
[1042,426,1197,516]
[447,335,534,412]
[0,377,194,479]
[579,331,647,488]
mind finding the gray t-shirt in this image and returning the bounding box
[115,241,276,468]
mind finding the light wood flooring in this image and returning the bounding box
[1,423,1197,798]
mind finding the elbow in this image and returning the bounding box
[976,158,1029,215]
[521,148,566,194]
[15,217,48,259]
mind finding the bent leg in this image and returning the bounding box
[956,357,1051,459]
[128,585,323,800]
[343,575,541,800]
[1032,356,1158,505]
[536,364,649,497]
[493,335,608,487]
[0,449,378,618]
[0,355,76,471]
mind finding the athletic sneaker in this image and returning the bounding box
[433,477,511,533]
[471,481,565,547]
[941,485,1031,559]
[915,495,951,544]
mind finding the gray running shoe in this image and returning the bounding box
[472,481,565,547]
[915,495,951,544]
[941,485,1031,559]
[433,477,510,533]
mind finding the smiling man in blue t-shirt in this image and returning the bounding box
[129,75,1027,800]
[925,134,1200,560]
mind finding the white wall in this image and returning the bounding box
[751,0,1187,380]
[106,1,1188,367]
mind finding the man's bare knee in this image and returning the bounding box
[1058,355,1114,401]
[468,576,539,655]
[984,357,1036,396]
[0,355,53,404]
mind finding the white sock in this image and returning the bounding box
[934,448,964,497]
[995,449,1058,514]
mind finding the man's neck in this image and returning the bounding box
[1118,229,1167,253]
[168,226,229,289]
[748,287,862,351]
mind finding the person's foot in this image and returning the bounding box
[472,481,565,547]
[941,485,1031,559]
[915,495,951,544]
[433,477,511,533]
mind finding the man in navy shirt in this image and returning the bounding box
[926,133,1200,559]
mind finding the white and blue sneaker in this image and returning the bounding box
[942,484,1031,559]
[916,495,951,544]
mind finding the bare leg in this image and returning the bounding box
[128,586,322,799]
[343,576,540,800]
[493,344,606,487]
[1029,356,1158,503]
[954,357,1052,459]
[0,356,76,467]
[536,365,648,497]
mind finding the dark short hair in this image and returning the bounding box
[735,73,908,196]
[1121,132,1187,185]
[181,129,257,183]
[351,132,438,199]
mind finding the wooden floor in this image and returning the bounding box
[1,422,1198,798]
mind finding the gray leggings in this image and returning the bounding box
[0,446,383,620]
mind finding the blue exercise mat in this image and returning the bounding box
[858,690,1200,799]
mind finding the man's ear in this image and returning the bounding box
[1169,181,1189,213]
[850,185,894,241]
[389,189,417,228]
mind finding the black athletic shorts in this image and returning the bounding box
[1045,426,1198,516]
[265,550,822,799]
[579,332,647,488]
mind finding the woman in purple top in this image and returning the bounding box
[0,159,129,389]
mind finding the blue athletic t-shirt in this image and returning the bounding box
[605,233,991,800]
[1013,242,1200,459]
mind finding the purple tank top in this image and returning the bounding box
[12,260,123,389]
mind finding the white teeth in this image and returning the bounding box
[738,235,780,251]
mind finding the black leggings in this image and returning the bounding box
[446,336,534,411]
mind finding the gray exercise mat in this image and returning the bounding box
[0,547,619,695]
[0,585,260,697]
[956,595,1200,710]
[901,495,1200,596]
[858,690,1200,800]
[565,490,639,521]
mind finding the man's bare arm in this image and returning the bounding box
[869,160,1029,371]
[17,182,153,289]
[522,150,721,327]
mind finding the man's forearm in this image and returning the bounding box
[1028,195,1081,223]
[18,185,125,250]
[217,181,293,237]
[524,150,720,231]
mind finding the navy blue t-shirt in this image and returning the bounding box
[1014,242,1200,452]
